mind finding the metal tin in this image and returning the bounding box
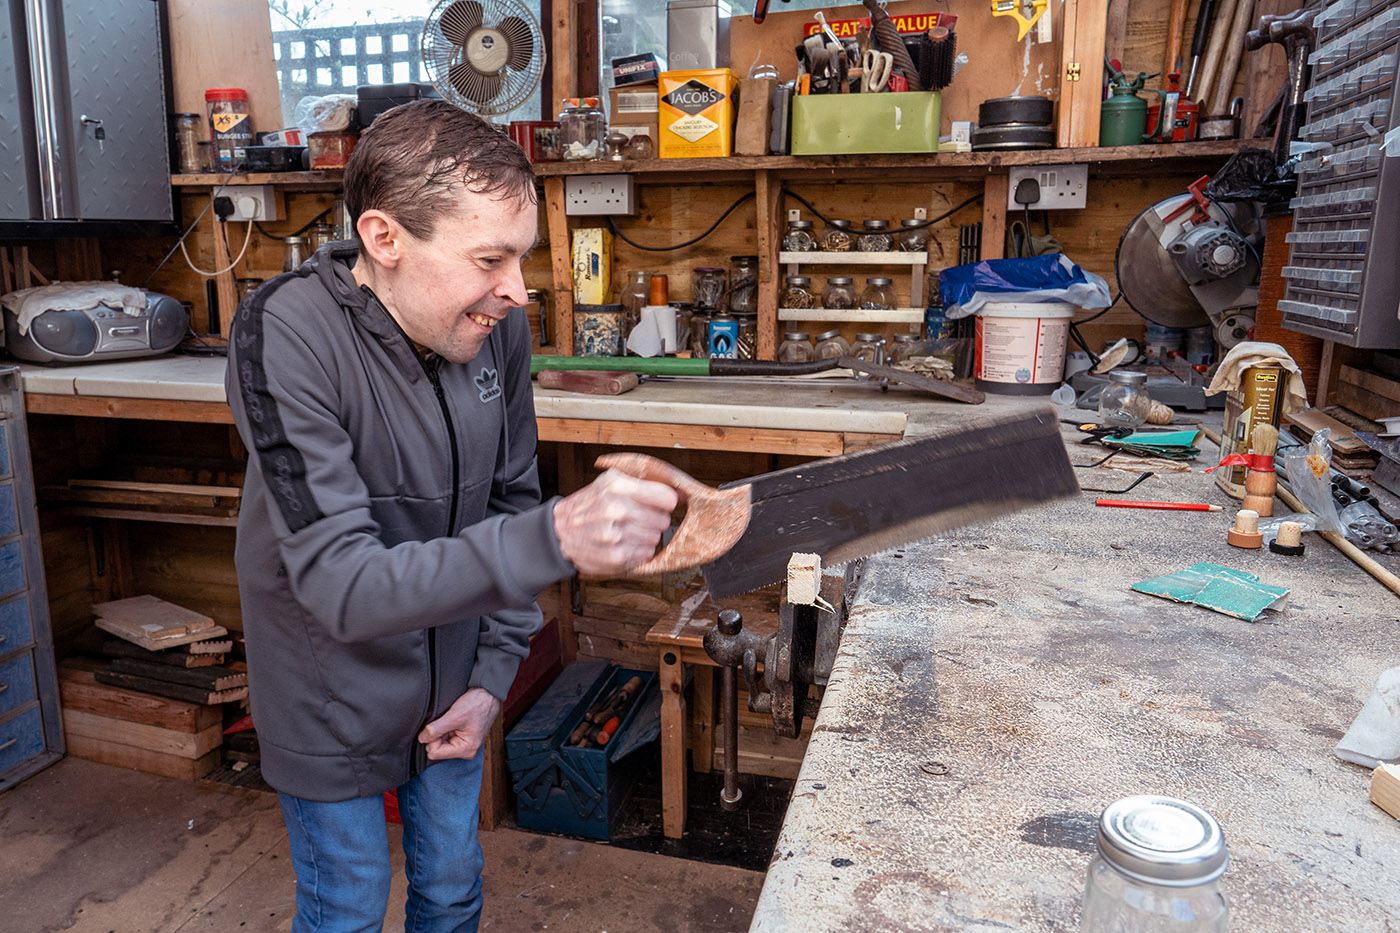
[708,313,739,358]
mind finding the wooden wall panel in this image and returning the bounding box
[168,0,283,134]
[128,525,243,631]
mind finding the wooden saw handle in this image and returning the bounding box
[595,453,752,576]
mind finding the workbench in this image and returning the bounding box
[751,417,1400,932]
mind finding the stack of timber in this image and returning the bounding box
[39,477,242,526]
[57,662,223,780]
[91,595,246,703]
[574,585,677,670]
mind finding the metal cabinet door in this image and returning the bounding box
[61,0,171,221]
[0,3,38,220]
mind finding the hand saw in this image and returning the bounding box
[597,409,1079,598]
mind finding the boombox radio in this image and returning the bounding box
[3,291,188,364]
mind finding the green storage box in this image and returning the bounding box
[790,91,940,155]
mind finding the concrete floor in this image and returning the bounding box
[0,758,764,932]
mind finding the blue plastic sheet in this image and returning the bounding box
[938,254,1112,319]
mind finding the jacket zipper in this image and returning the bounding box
[360,286,460,778]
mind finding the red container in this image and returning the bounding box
[308,131,358,170]
[508,121,562,162]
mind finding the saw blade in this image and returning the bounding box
[700,409,1080,599]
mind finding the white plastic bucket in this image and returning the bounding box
[974,301,1076,395]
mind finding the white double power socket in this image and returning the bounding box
[222,185,281,222]
[1006,164,1089,211]
[563,174,636,215]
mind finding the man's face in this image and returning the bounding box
[387,186,538,365]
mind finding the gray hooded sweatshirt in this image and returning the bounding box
[226,243,573,801]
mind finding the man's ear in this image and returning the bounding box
[357,210,402,268]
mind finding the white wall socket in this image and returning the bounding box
[564,174,636,215]
[225,185,280,222]
[1007,164,1089,211]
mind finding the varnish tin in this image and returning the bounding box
[658,68,739,159]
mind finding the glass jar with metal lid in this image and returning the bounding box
[282,236,308,272]
[821,276,857,310]
[897,218,929,252]
[819,219,856,252]
[782,218,817,252]
[1098,370,1152,428]
[728,255,759,315]
[889,333,923,364]
[850,333,886,364]
[736,315,757,359]
[780,276,817,310]
[814,329,851,360]
[1081,795,1229,932]
[857,219,894,252]
[692,266,726,313]
[559,97,605,161]
[778,331,814,362]
[173,113,203,174]
[860,277,897,310]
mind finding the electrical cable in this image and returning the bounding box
[181,219,254,277]
[783,188,983,230]
[141,167,245,288]
[605,192,755,251]
[255,204,335,243]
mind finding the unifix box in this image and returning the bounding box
[611,52,663,87]
[658,68,739,158]
[1215,364,1285,498]
[571,227,612,306]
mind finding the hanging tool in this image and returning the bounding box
[861,49,893,92]
[1244,7,1317,164]
[1184,0,1219,98]
[596,411,1079,599]
[991,0,1049,41]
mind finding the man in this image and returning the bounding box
[226,99,678,932]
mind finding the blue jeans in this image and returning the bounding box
[278,754,485,933]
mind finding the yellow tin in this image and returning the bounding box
[658,68,740,158]
[571,227,612,306]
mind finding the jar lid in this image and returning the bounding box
[815,329,842,341]
[893,333,920,342]
[899,218,926,228]
[855,332,883,341]
[173,112,200,119]
[861,219,890,230]
[561,97,601,108]
[825,219,852,229]
[1097,796,1228,887]
[826,276,853,285]
[788,220,814,230]
[205,88,249,100]
[693,266,725,274]
[669,300,693,310]
[1108,370,1148,386]
[575,303,623,312]
[785,276,811,286]
[283,236,307,244]
[866,277,893,285]
[784,331,811,340]
[730,255,759,262]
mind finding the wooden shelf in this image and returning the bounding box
[40,478,241,527]
[531,139,1264,183]
[171,170,344,190]
[779,251,928,264]
[778,308,925,324]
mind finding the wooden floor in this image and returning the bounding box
[0,757,765,932]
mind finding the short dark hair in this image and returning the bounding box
[342,99,536,247]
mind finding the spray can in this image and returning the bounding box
[708,314,739,359]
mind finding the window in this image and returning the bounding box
[266,0,546,127]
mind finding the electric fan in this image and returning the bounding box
[421,0,547,118]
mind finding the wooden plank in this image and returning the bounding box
[167,0,281,151]
[1105,0,1132,62]
[95,669,247,704]
[24,394,235,424]
[1207,0,1264,119]
[659,648,688,839]
[43,486,228,509]
[981,174,1009,261]
[65,732,219,781]
[1334,365,1400,420]
[550,0,575,118]
[842,432,901,453]
[57,664,221,732]
[102,638,225,668]
[756,169,780,362]
[537,418,850,456]
[692,666,715,776]
[478,716,508,831]
[1373,763,1400,821]
[63,709,223,759]
[94,594,215,635]
[63,507,239,527]
[543,177,574,356]
[69,479,243,497]
[108,657,246,692]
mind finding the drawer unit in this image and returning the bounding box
[1280,0,1400,347]
[0,366,62,791]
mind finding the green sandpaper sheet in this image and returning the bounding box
[1131,562,1289,622]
